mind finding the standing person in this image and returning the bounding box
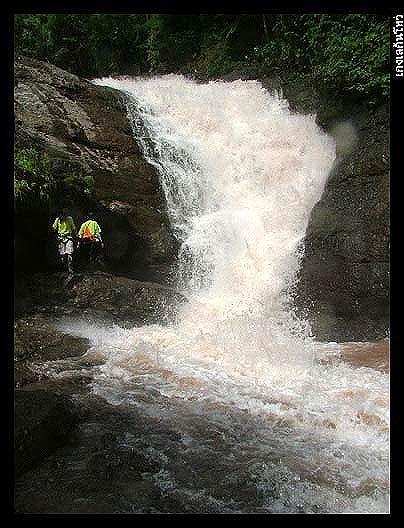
[52,208,77,274]
[77,212,104,270]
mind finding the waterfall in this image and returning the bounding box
[94,74,336,379]
[48,75,388,513]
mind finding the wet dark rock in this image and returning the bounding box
[293,96,389,341]
[15,270,187,328]
[14,389,77,478]
[65,271,187,325]
[14,309,90,388]
[14,392,177,513]
[13,309,90,482]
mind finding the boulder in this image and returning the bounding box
[14,389,77,477]
[15,270,187,326]
[65,271,187,324]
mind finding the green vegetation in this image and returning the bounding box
[14,146,95,209]
[14,147,54,204]
[14,14,390,103]
[249,14,389,99]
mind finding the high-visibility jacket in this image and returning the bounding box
[78,219,102,242]
[52,216,76,243]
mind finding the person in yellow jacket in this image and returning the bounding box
[52,208,77,274]
[77,212,104,269]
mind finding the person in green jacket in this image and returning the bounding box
[77,212,104,269]
[52,208,77,274]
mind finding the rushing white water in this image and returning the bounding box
[94,75,337,380]
[45,75,389,513]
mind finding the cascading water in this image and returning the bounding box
[43,75,389,513]
[96,75,336,379]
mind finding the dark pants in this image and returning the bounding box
[78,239,104,271]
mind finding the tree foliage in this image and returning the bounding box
[14,13,390,102]
[250,14,389,99]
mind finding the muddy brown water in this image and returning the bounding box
[14,318,390,515]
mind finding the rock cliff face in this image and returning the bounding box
[279,80,390,341]
[14,56,178,282]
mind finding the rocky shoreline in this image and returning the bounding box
[13,270,390,514]
[13,270,187,511]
